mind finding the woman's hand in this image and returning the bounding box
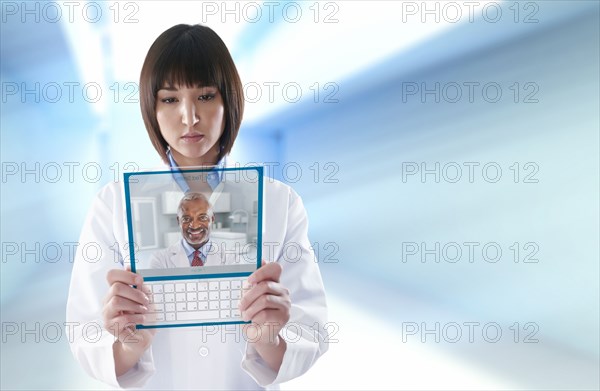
[240,261,291,371]
[103,266,156,376]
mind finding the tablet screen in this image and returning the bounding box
[123,166,263,279]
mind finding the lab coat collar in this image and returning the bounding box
[166,147,226,193]
[180,238,213,265]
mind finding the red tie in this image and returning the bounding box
[192,250,204,267]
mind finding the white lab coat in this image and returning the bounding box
[149,240,225,269]
[66,176,329,390]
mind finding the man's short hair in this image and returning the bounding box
[177,192,213,218]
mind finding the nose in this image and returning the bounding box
[181,100,199,128]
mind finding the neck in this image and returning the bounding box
[170,145,220,167]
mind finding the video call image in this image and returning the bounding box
[124,167,263,278]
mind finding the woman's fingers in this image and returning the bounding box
[247,261,282,285]
[111,313,147,332]
[103,268,151,339]
[107,268,143,287]
[241,294,290,322]
[239,280,288,311]
[104,291,149,317]
[240,261,291,325]
[104,281,149,307]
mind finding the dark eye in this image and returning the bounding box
[161,97,177,104]
[198,214,210,222]
[199,94,215,102]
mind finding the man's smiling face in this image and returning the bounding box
[178,198,213,249]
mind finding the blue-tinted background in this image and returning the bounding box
[1,1,598,389]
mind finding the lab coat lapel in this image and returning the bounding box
[166,241,190,268]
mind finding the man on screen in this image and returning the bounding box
[150,192,223,268]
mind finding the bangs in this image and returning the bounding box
[152,32,224,92]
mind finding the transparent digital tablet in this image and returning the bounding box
[123,166,263,328]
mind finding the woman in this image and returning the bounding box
[66,24,328,389]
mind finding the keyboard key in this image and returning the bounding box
[232,309,241,317]
[187,292,197,301]
[231,280,242,290]
[197,282,208,291]
[220,281,230,290]
[209,282,219,291]
[231,299,240,309]
[209,301,219,310]
[152,285,163,294]
[209,291,219,301]
[176,302,186,312]
[176,310,219,321]
[220,291,230,300]
[164,284,174,293]
[220,300,230,309]
[165,293,175,303]
[153,294,164,303]
[146,312,159,323]
[166,303,176,312]
[198,301,208,310]
[150,303,164,313]
[188,301,198,311]
[175,283,186,292]
[166,312,176,321]
[231,290,241,299]
[155,313,165,322]
[176,293,186,302]
[220,310,231,318]
[197,291,208,301]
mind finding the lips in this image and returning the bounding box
[187,227,207,241]
[181,133,204,143]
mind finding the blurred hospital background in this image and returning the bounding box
[1,1,599,389]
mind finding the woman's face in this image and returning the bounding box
[156,84,225,166]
